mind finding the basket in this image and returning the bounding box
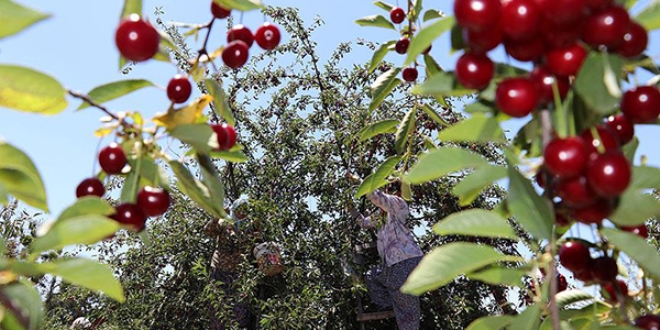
[253,242,283,277]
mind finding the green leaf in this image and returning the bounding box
[76,79,154,110]
[556,290,594,309]
[0,141,48,211]
[509,303,541,330]
[423,54,444,76]
[205,78,235,126]
[405,17,454,65]
[0,0,50,40]
[170,124,219,155]
[401,180,412,201]
[401,242,522,295]
[120,161,140,203]
[412,70,475,97]
[622,136,639,162]
[210,150,248,163]
[169,160,222,218]
[373,1,394,12]
[468,266,527,287]
[602,228,660,279]
[609,190,660,226]
[507,166,553,240]
[197,154,227,217]
[619,0,637,10]
[355,14,396,30]
[369,68,402,113]
[0,65,67,114]
[636,1,660,31]
[433,209,518,240]
[423,9,444,22]
[421,104,450,127]
[120,0,142,18]
[135,156,171,190]
[629,165,660,189]
[574,53,624,115]
[453,165,507,206]
[30,215,120,257]
[466,315,514,330]
[368,40,396,73]
[465,100,497,114]
[214,0,264,11]
[57,197,114,223]
[356,156,402,198]
[36,258,124,302]
[438,113,506,142]
[404,147,490,184]
[0,280,43,330]
[358,119,399,142]
[394,107,416,154]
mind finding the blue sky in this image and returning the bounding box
[0,0,658,219]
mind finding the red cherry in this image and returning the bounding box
[99,143,127,175]
[585,0,613,10]
[635,315,660,330]
[254,22,281,50]
[503,37,546,62]
[621,86,660,124]
[115,14,160,62]
[580,125,621,158]
[545,43,587,77]
[591,256,618,282]
[464,23,503,53]
[543,137,588,178]
[555,211,572,227]
[227,24,254,48]
[454,0,502,31]
[166,75,192,104]
[112,203,147,232]
[572,198,612,224]
[137,186,171,217]
[559,241,591,273]
[390,7,406,24]
[211,2,231,19]
[501,0,540,41]
[495,77,539,117]
[586,152,631,198]
[530,66,570,105]
[455,52,494,90]
[603,279,628,303]
[211,123,237,150]
[557,273,568,292]
[536,0,587,25]
[582,5,630,48]
[615,21,648,58]
[423,44,432,54]
[556,175,598,207]
[621,224,649,239]
[540,18,584,48]
[402,67,418,82]
[574,267,595,282]
[76,178,105,198]
[222,40,249,69]
[395,37,410,54]
[605,114,635,144]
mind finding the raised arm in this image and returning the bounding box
[366,189,408,218]
[349,207,376,229]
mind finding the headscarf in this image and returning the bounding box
[230,196,250,231]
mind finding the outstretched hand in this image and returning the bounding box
[345,171,361,183]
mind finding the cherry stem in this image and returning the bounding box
[407,0,413,37]
[68,90,119,121]
[198,18,215,60]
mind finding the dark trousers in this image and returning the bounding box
[209,269,254,330]
[365,257,422,330]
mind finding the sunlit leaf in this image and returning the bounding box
[412,70,476,97]
[153,95,212,130]
[373,1,394,12]
[170,124,219,155]
[555,290,594,309]
[210,150,248,163]
[602,228,660,279]
[574,53,624,115]
[30,215,120,257]
[468,266,527,287]
[609,190,660,226]
[197,154,227,217]
[120,0,142,19]
[169,160,222,218]
[453,165,507,206]
[507,166,553,240]
[205,78,235,126]
[405,16,454,65]
[356,156,402,198]
[368,40,395,73]
[394,107,416,154]
[0,280,43,330]
[636,1,660,31]
[0,65,67,114]
[0,141,48,211]
[466,315,514,330]
[509,303,541,330]
[57,197,114,223]
[77,79,154,110]
[355,15,396,30]
[438,113,505,142]
[35,258,124,302]
[369,68,401,113]
[0,0,50,40]
[214,0,264,11]
[404,147,490,184]
[433,209,518,239]
[358,119,399,142]
[401,242,522,295]
[421,104,450,127]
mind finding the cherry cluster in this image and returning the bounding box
[211,2,281,69]
[453,0,650,118]
[388,6,429,82]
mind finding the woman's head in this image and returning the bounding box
[231,198,250,220]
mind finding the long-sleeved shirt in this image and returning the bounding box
[353,190,423,267]
[204,217,262,273]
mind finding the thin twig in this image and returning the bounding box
[68,90,119,121]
